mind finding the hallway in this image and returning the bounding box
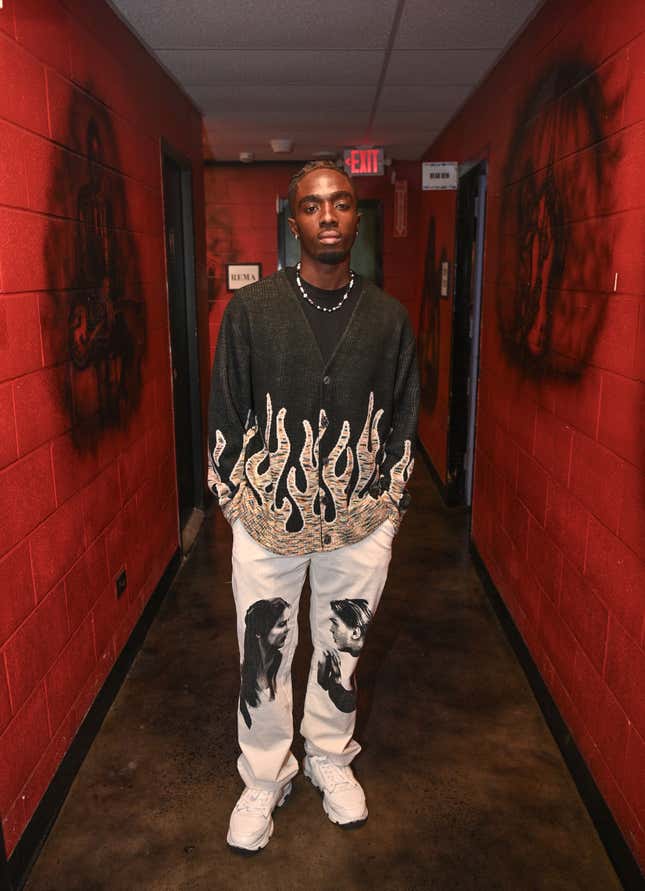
[24,458,620,891]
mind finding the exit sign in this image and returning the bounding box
[343,147,384,176]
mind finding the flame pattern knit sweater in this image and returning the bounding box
[207,269,420,555]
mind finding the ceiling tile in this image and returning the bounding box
[203,114,372,132]
[190,84,376,114]
[204,142,348,162]
[369,127,441,144]
[394,0,542,50]
[205,132,371,149]
[156,49,385,85]
[381,143,431,160]
[371,109,455,126]
[202,131,373,154]
[385,48,500,85]
[378,84,471,112]
[111,0,399,49]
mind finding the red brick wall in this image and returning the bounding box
[419,0,645,867]
[0,0,206,856]
[204,162,422,365]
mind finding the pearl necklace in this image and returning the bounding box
[295,262,354,313]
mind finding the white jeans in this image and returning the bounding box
[231,517,396,791]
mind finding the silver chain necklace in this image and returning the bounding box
[295,262,354,313]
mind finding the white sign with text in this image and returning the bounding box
[227,264,262,290]
[422,162,458,191]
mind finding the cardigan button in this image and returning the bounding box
[323,534,332,545]
[323,375,330,386]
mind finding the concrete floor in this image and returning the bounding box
[24,459,622,891]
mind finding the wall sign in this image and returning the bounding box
[422,162,458,190]
[343,147,384,176]
[227,263,262,290]
[393,180,408,238]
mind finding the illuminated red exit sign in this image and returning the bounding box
[343,147,384,176]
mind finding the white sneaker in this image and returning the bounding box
[226,782,292,853]
[303,755,368,828]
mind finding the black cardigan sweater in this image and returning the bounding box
[207,269,420,555]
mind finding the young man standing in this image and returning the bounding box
[208,160,420,853]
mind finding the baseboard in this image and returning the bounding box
[0,825,10,891]
[6,549,182,891]
[470,543,644,891]
[416,438,462,507]
[180,506,206,555]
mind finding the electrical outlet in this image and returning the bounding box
[116,569,127,599]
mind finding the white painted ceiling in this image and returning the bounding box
[109,0,544,162]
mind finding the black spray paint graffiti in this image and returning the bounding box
[69,120,146,426]
[239,597,290,729]
[497,60,622,377]
[44,97,146,449]
[317,598,373,713]
[417,218,448,413]
[206,206,240,304]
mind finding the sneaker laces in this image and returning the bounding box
[314,757,357,791]
[234,787,274,816]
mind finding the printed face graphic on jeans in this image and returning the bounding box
[329,598,372,656]
[267,611,289,648]
[317,599,373,713]
[239,597,290,729]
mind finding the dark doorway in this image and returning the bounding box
[446,162,487,507]
[162,150,204,543]
[278,198,383,286]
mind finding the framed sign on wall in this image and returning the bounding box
[227,263,262,290]
[422,162,458,190]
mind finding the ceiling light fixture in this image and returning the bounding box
[270,138,293,154]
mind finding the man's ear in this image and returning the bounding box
[288,217,299,239]
[350,627,362,640]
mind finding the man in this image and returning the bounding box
[208,160,419,853]
[328,598,372,657]
[317,598,373,713]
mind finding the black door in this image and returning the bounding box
[447,163,486,504]
[163,155,195,530]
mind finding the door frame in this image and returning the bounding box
[161,142,205,534]
[445,159,487,508]
[463,165,487,508]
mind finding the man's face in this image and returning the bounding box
[288,168,359,266]
[266,608,290,649]
[330,613,362,654]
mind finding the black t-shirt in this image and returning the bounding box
[284,266,362,366]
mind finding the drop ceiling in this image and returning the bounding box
[109,0,544,162]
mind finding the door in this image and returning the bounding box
[278,198,383,285]
[446,162,487,506]
[162,152,203,534]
